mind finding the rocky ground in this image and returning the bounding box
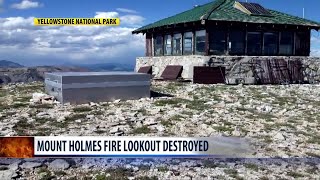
[0,81,320,179]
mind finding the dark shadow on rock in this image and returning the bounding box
[150,90,174,98]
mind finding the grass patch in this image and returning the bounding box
[203,160,219,168]
[224,169,239,179]
[213,126,233,133]
[10,102,29,108]
[13,118,33,135]
[244,163,259,171]
[160,120,173,127]
[157,166,168,172]
[181,110,193,116]
[305,152,320,158]
[54,170,67,176]
[286,171,304,178]
[154,98,186,107]
[15,96,32,103]
[132,125,151,134]
[32,127,52,136]
[307,135,320,144]
[65,114,86,122]
[185,99,210,111]
[136,176,158,180]
[169,114,183,121]
[0,89,7,97]
[35,117,55,125]
[38,167,55,180]
[137,108,148,116]
[104,168,133,180]
[29,104,54,109]
[73,106,92,113]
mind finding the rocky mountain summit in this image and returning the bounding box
[0,60,24,68]
[0,66,87,84]
[0,81,319,179]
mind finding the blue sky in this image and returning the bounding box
[0,0,319,66]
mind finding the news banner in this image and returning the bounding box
[0,136,251,158]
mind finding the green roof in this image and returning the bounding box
[133,0,320,34]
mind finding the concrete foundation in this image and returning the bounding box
[135,56,320,84]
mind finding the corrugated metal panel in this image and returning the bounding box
[269,59,290,84]
[254,59,273,84]
[160,65,183,80]
[288,60,304,83]
[254,59,304,84]
[193,66,225,84]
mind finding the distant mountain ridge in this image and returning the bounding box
[79,63,134,72]
[0,60,24,68]
[0,61,135,84]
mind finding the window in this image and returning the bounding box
[183,32,193,55]
[164,35,172,55]
[229,31,245,55]
[279,32,293,55]
[263,32,278,55]
[195,30,206,55]
[247,32,262,55]
[173,33,182,55]
[295,31,309,56]
[154,35,163,56]
[209,30,227,55]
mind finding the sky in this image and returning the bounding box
[0,0,319,66]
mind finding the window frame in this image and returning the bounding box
[263,32,279,56]
[279,31,294,56]
[164,34,172,56]
[195,29,206,55]
[183,31,194,55]
[153,35,164,56]
[229,30,245,55]
[247,31,263,56]
[172,33,182,55]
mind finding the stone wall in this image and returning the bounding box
[135,56,320,84]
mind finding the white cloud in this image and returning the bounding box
[120,15,145,25]
[11,0,41,10]
[116,8,138,14]
[94,12,119,18]
[94,12,145,26]
[0,11,145,66]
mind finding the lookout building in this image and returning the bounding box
[133,0,320,84]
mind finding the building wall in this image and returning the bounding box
[135,56,320,84]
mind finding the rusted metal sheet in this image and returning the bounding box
[269,59,291,84]
[193,66,225,84]
[288,60,304,83]
[254,59,305,84]
[138,66,152,75]
[254,59,273,84]
[160,65,183,80]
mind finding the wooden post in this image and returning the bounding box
[205,25,209,55]
[245,24,248,55]
[278,31,281,56]
[293,32,296,56]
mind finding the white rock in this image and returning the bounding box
[0,169,18,180]
[273,132,286,141]
[86,115,94,119]
[48,159,70,170]
[20,162,42,169]
[114,99,121,103]
[110,127,120,134]
[156,125,165,132]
